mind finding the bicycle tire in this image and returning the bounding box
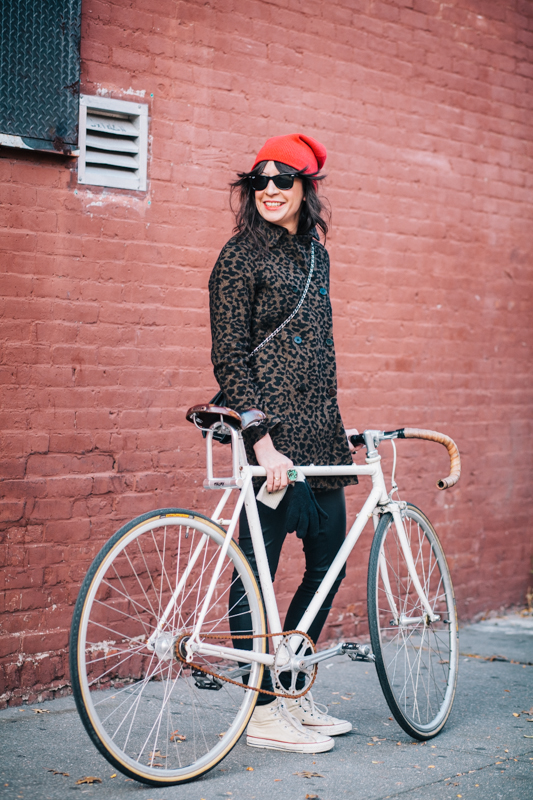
[367,503,458,740]
[70,508,265,785]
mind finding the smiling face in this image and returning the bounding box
[254,161,305,235]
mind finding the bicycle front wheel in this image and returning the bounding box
[70,508,265,785]
[367,503,458,740]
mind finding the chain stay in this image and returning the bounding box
[174,630,318,699]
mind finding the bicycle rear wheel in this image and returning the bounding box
[367,503,458,740]
[70,508,265,785]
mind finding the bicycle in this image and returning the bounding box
[69,402,461,786]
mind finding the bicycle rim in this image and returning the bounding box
[368,503,458,739]
[70,509,265,785]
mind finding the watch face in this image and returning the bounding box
[287,469,298,482]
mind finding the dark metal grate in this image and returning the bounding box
[0,0,81,151]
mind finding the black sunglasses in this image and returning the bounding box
[250,173,297,191]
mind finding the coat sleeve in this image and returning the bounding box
[208,240,278,446]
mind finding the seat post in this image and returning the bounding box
[204,425,247,489]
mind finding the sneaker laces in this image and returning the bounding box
[299,692,330,718]
[277,699,309,733]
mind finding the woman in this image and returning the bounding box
[209,134,358,754]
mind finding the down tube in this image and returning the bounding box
[295,485,383,636]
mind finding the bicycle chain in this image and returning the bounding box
[174,630,318,699]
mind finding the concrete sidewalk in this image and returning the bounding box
[2,614,532,800]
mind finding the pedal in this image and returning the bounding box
[341,642,375,662]
[192,669,223,690]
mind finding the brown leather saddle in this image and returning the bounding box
[186,404,266,440]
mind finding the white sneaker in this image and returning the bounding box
[285,692,352,735]
[246,699,334,753]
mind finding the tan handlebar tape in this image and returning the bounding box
[402,428,461,490]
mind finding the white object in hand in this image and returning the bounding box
[256,468,306,509]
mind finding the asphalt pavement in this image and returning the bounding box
[2,614,532,800]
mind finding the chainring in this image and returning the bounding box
[174,630,318,699]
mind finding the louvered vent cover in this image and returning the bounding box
[78,95,148,191]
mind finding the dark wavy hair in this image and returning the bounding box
[230,160,330,251]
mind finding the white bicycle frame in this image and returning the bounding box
[148,424,439,669]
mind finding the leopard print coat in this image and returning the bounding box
[209,219,357,490]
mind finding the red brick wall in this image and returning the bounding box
[1,0,532,705]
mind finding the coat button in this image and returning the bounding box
[326,338,334,346]
[294,336,302,344]
[292,286,300,294]
[328,388,337,397]
[319,287,327,296]
[297,383,307,393]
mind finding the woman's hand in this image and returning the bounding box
[253,434,294,493]
[345,428,361,454]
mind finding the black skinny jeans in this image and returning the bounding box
[229,486,346,704]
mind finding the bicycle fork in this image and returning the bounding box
[378,503,440,625]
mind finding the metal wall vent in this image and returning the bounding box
[78,95,148,191]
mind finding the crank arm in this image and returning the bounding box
[296,641,375,670]
[221,663,252,679]
[296,643,344,669]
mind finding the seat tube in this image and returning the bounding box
[243,481,284,649]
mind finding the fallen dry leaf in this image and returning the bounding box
[47,769,69,777]
[524,735,533,738]
[76,777,102,785]
[33,709,50,714]
[305,795,320,799]
[170,730,186,742]
[294,771,324,779]
[513,713,520,717]
[372,760,383,764]
[246,767,254,771]
[148,750,167,759]
[110,773,116,778]
[428,765,435,768]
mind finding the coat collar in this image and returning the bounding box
[258,216,319,248]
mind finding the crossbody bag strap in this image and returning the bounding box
[247,241,315,361]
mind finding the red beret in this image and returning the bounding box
[251,133,327,174]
